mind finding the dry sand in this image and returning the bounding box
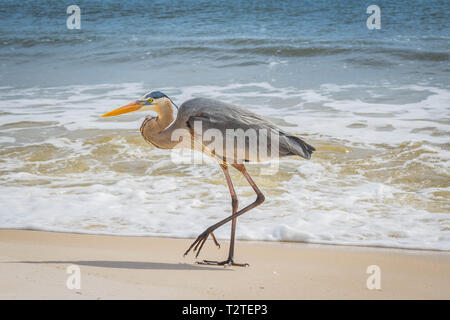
[0,229,449,299]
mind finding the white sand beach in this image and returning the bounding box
[0,230,449,299]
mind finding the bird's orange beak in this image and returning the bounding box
[101,101,142,117]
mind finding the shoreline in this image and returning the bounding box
[1,229,449,299]
[2,227,447,253]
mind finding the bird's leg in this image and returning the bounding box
[198,164,245,266]
[185,164,265,266]
[188,164,235,258]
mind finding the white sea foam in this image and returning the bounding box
[0,82,448,250]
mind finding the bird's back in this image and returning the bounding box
[175,97,315,162]
[178,97,264,122]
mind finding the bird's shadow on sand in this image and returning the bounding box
[9,260,231,271]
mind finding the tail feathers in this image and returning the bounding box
[286,135,315,160]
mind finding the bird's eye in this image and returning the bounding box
[147,98,153,103]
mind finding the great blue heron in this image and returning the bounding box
[102,91,315,266]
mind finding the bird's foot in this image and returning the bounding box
[183,228,213,258]
[209,232,221,249]
[197,258,249,267]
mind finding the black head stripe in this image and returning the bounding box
[145,91,178,109]
[149,91,166,99]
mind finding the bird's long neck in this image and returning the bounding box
[140,99,177,149]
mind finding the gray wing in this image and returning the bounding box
[177,98,314,162]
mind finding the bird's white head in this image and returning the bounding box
[101,91,177,118]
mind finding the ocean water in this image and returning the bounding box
[0,0,449,250]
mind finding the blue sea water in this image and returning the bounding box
[0,0,449,250]
[0,0,449,88]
